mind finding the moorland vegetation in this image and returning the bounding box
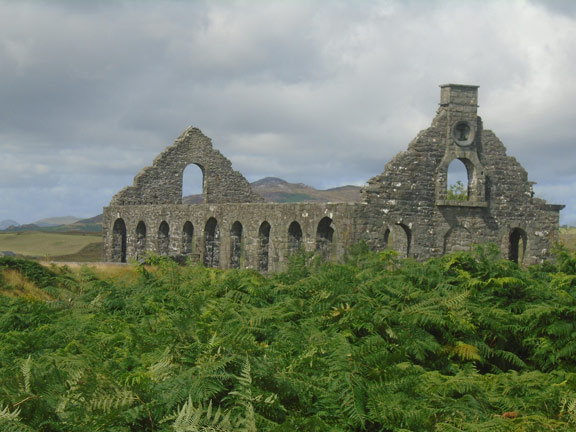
[0,244,575,431]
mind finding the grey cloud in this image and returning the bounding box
[0,0,575,226]
[530,0,576,17]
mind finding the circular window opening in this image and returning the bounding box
[452,121,475,146]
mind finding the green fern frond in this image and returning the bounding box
[447,342,482,362]
[491,349,527,369]
[20,356,32,394]
[165,398,233,432]
[560,395,576,424]
[227,358,257,432]
[87,388,135,413]
[0,418,37,432]
[0,403,21,421]
[148,347,174,382]
[555,341,576,363]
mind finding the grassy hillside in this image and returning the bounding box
[560,226,576,252]
[0,247,575,431]
[0,231,102,260]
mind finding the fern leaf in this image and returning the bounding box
[560,396,576,424]
[448,342,482,362]
[0,418,37,432]
[148,347,174,382]
[87,388,135,413]
[165,398,233,432]
[0,403,21,421]
[20,356,32,394]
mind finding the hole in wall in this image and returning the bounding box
[288,221,303,255]
[447,159,469,201]
[258,222,271,272]
[183,164,204,204]
[509,228,527,264]
[230,221,243,269]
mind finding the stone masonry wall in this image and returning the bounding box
[360,84,563,265]
[103,202,359,272]
[111,127,263,205]
[103,84,564,268]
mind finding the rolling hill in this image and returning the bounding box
[183,177,363,204]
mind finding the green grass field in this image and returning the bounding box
[0,231,102,261]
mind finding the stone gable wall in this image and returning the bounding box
[110,127,263,205]
[359,84,563,264]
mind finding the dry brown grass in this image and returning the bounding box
[0,231,101,258]
[42,261,141,282]
[0,268,54,300]
[559,227,576,252]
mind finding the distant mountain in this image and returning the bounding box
[2,224,40,232]
[33,216,81,227]
[183,177,362,204]
[74,214,103,224]
[63,215,103,232]
[0,219,19,230]
[251,177,308,189]
[0,215,102,233]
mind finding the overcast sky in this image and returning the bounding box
[1,0,575,225]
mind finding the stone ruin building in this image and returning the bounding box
[103,84,564,271]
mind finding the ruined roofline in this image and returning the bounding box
[103,83,564,268]
[110,126,264,206]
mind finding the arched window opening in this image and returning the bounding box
[136,221,147,259]
[182,221,194,254]
[204,218,220,268]
[182,164,205,204]
[158,221,170,255]
[509,228,527,264]
[316,217,334,258]
[384,227,391,249]
[258,221,271,272]
[230,221,243,269]
[394,223,411,258]
[447,159,470,201]
[288,221,303,255]
[112,218,127,263]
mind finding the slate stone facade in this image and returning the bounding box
[103,84,564,269]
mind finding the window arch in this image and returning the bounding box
[158,221,170,255]
[112,218,127,263]
[204,218,220,267]
[509,228,527,264]
[447,159,470,201]
[384,227,391,249]
[258,221,271,272]
[182,221,194,254]
[288,221,303,255]
[316,217,334,258]
[136,221,147,259]
[182,163,205,204]
[394,223,411,258]
[230,221,243,269]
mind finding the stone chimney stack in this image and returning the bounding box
[439,84,479,114]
